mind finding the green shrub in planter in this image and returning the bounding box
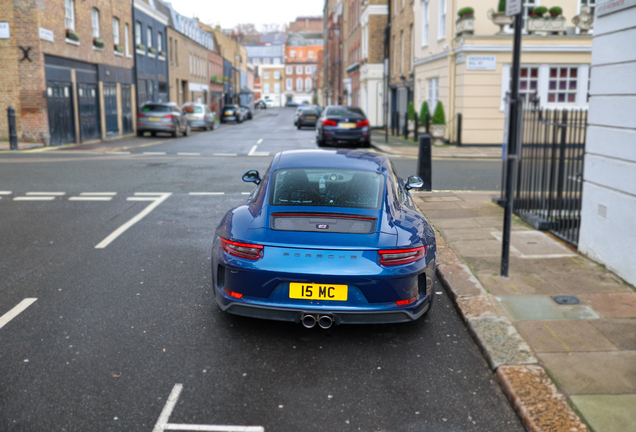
[530,6,548,17]
[66,29,80,41]
[114,44,123,53]
[498,0,506,12]
[148,47,157,54]
[432,101,446,125]
[458,7,475,18]
[93,38,105,49]
[137,43,145,51]
[419,101,430,123]
[549,6,563,17]
[408,101,416,120]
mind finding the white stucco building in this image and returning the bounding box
[578,0,636,286]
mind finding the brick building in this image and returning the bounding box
[343,0,362,107]
[284,43,321,105]
[259,64,285,107]
[389,0,415,132]
[359,0,388,126]
[322,0,343,105]
[2,0,136,145]
[289,17,323,34]
[208,49,224,116]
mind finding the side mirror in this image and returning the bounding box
[405,175,424,190]
[242,170,261,185]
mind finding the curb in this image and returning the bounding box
[430,229,589,432]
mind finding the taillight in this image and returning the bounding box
[378,246,426,265]
[396,297,417,306]
[137,113,146,118]
[163,115,175,120]
[224,289,243,299]
[356,120,369,128]
[220,238,263,260]
[323,119,338,127]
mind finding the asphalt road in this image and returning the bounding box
[0,108,521,431]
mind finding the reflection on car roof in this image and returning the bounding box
[276,149,387,172]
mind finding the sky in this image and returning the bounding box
[167,0,325,30]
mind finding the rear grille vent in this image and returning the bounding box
[271,213,376,234]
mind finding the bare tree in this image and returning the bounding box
[234,23,260,43]
[261,23,287,34]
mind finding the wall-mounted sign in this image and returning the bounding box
[466,55,497,71]
[456,53,465,64]
[596,0,636,16]
[0,22,10,39]
[506,0,523,16]
[39,28,54,42]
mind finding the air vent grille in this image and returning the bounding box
[271,213,376,234]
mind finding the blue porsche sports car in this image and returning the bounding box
[211,149,437,328]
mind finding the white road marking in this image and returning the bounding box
[69,197,113,201]
[177,152,201,156]
[0,191,12,195]
[248,145,269,157]
[127,197,159,201]
[248,145,258,156]
[213,153,237,156]
[0,298,37,330]
[95,193,172,249]
[143,152,167,155]
[135,192,171,195]
[80,192,117,196]
[153,384,264,432]
[14,196,56,201]
[152,384,183,432]
[109,151,131,155]
[257,138,263,144]
[241,192,250,195]
[189,192,225,195]
[26,192,66,196]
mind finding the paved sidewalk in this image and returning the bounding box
[0,141,45,152]
[371,131,502,158]
[412,191,636,432]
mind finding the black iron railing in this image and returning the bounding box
[511,108,587,246]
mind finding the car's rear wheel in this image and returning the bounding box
[172,125,180,138]
[297,124,302,130]
[137,130,144,137]
[184,124,191,137]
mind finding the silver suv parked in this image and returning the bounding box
[182,102,216,131]
[137,102,190,138]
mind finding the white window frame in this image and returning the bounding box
[438,0,446,40]
[309,50,314,58]
[274,70,281,79]
[264,58,271,64]
[112,17,120,46]
[305,78,312,91]
[273,58,281,64]
[125,23,130,56]
[286,66,292,74]
[296,66,303,74]
[427,77,439,111]
[264,82,270,93]
[400,31,404,74]
[286,78,293,91]
[421,0,429,47]
[291,50,296,57]
[64,0,75,31]
[264,71,270,79]
[305,66,312,74]
[157,31,163,53]
[147,26,152,48]
[135,21,142,46]
[91,8,100,38]
[296,78,303,91]
[274,82,280,93]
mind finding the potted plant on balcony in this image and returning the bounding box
[93,37,105,49]
[114,44,123,53]
[487,0,514,34]
[407,101,417,132]
[419,100,430,133]
[211,75,219,83]
[66,29,80,42]
[136,43,146,52]
[431,101,446,145]
[456,7,475,36]
[527,6,566,34]
[148,47,157,56]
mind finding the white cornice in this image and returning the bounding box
[361,5,388,26]
[454,44,593,54]
[134,0,169,25]
[413,51,449,66]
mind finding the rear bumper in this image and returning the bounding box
[188,119,209,128]
[137,123,175,132]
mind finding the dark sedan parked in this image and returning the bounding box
[315,106,370,148]
[137,102,190,137]
[297,108,320,129]
[220,105,245,123]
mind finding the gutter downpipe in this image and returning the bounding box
[384,0,391,143]
[448,0,457,144]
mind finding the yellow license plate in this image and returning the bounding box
[188,115,198,119]
[339,122,355,128]
[225,111,232,115]
[306,116,316,119]
[149,117,161,121]
[289,283,348,301]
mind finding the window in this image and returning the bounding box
[297,66,303,74]
[64,0,75,31]
[169,37,173,62]
[286,66,292,74]
[517,67,539,103]
[305,66,312,74]
[438,0,446,40]
[157,32,163,53]
[174,40,178,65]
[147,79,154,102]
[273,58,281,64]
[305,78,312,91]
[113,18,120,46]
[264,82,271,93]
[296,78,303,91]
[291,50,296,57]
[135,21,142,46]
[298,50,303,58]
[253,58,260,64]
[286,78,293,91]
[274,82,280,93]
[400,31,404,74]
[274,70,280,79]
[147,27,152,48]
[264,71,270,79]
[427,78,439,110]
[91,8,100,38]
[421,0,429,46]
[309,50,314,58]
[264,58,271,64]
[548,67,578,104]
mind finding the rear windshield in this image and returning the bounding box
[192,106,203,113]
[301,109,318,116]
[325,107,365,118]
[270,168,383,209]
[142,105,171,112]
[225,107,237,111]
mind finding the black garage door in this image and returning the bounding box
[78,83,100,141]
[46,81,76,146]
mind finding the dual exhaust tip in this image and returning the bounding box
[301,314,333,329]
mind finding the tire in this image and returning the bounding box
[137,131,144,137]
[172,125,179,138]
[297,125,302,130]
[184,124,191,137]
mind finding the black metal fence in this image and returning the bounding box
[511,108,587,246]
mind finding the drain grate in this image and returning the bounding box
[551,295,581,305]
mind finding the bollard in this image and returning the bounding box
[414,114,419,143]
[417,134,432,191]
[8,106,18,150]
[456,112,462,146]
[403,111,408,139]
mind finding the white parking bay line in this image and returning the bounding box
[0,191,12,195]
[241,192,250,195]
[14,196,56,201]
[153,384,264,432]
[189,192,224,195]
[69,197,113,201]
[143,152,167,155]
[109,151,131,155]
[0,298,37,330]
[26,192,66,196]
[177,152,200,156]
[247,145,258,156]
[213,153,237,157]
[80,192,117,196]
[95,193,171,249]
[257,138,263,144]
